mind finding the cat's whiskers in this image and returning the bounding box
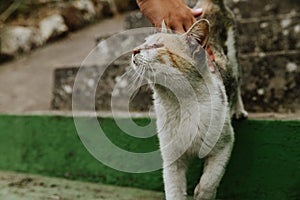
[132,67,143,82]
[138,65,146,87]
[148,63,156,85]
[127,68,138,81]
[129,65,146,101]
[130,67,143,91]
[128,67,139,83]
[128,64,142,87]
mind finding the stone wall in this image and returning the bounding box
[0,0,137,62]
[228,0,300,113]
[52,0,300,113]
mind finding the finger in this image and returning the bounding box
[184,17,196,32]
[155,24,162,32]
[191,8,203,17]
[172,24,185,34]
[154,20,163,32]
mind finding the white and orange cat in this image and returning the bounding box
[131,1,247,199]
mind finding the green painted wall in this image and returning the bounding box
[0,114,299,199]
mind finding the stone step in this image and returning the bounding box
[51,49,300,113]
[52,31,153,112]
[51,62,153,112]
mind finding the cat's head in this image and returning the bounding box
[131,19,210,82]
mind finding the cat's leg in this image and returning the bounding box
[194,126,234,200]
[231,86,248,119]
[163,157,188,200]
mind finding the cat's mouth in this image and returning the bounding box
[132,57,137,66]
[131,54,159,79]
[131,54,142,67]
[132,53,151,68]
[132,60,152,74]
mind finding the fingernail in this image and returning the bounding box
[193,8,203,13]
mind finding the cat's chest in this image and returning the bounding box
[155,102,209,156]
[154,96,210,136]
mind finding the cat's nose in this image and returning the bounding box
[133,48,141,55]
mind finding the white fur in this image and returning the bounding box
[132,31,234,200]
[153,66,234,200]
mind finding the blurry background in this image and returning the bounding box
[0,0,299,114]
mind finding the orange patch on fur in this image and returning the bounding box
[166,48,183,71]
[157,54,166,64]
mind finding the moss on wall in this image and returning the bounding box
[0,114,299,199]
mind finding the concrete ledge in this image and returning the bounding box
[0,114,299,199]
[0,170,169,200]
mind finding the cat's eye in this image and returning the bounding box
[153,44,164,48]
[145,43,164,50]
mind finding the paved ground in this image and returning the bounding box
[0,14,125,113]
[0,171,170,200]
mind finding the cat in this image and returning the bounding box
[131,19,232,200]
[130,1,247,199]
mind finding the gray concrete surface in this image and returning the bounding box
[0,171,168,200]
[0,14,125,113]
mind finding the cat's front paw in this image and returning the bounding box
[231,109,248,120]
[194,184,216,200]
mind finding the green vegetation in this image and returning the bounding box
[0,0,42,22]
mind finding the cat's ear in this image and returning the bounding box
[185,19,210,47]
[161,20,168,33]
[161,20,172,33]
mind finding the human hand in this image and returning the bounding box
[136,0,202,33]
